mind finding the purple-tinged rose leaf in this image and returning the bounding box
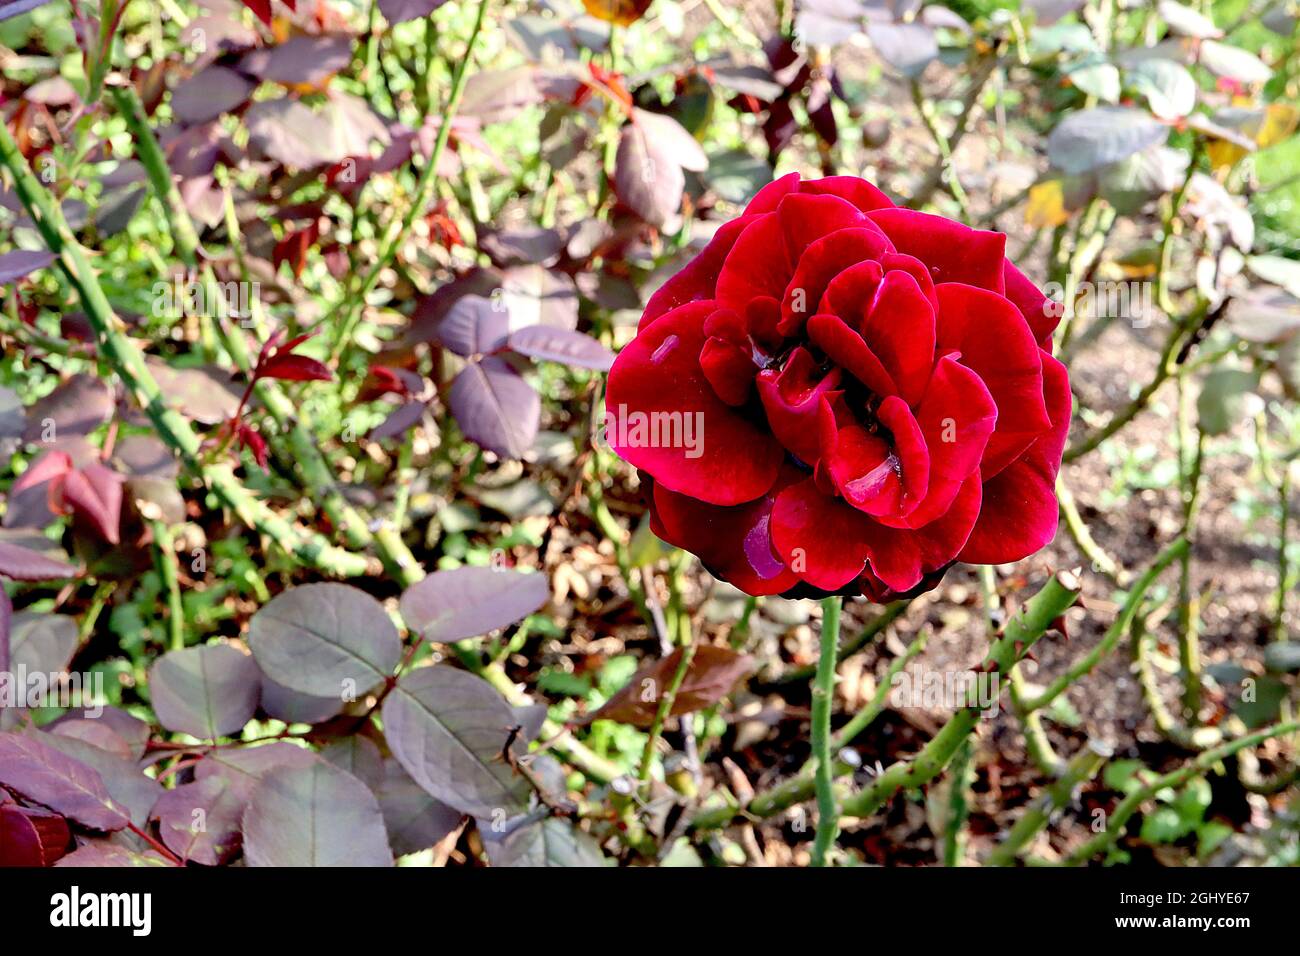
[258,671,346,724]
[23,373,114,443]
[194,742,318,802]
[375,759,462,857]
[399,565,550,642]
[143,359,243,425]
[438,294,510,356]
[54,843,174,867]
[460,67,545,123]
[382,666,532,818]
[614,119,686,227]
[319,735,384,789]
[242,760,393,867]
[49,706,150,761]
[507,325,615,371]
[378,0,449,23]
[246,92,389,168]
[0,732,129,831]
[0,540,76,581]
[1047,107,1168,175]
[866,21,939,78]
[0,249,55,284]
[40,733,163,828]
[247,583,402,698]
[241,34,354,87]
[448,357,540,459]
[0,0,52,23]
[48,719,132,759]
[479,225,565,267]
[149,644,261,739]
[61,462,125,546]
[152,777,245,865]
[171,66,256,125]
[370,400,428,441]
[7,611,77,674]
[482,815,610,867]
[0,589,9,678]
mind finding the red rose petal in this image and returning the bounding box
[756,347,841,465]
[806,312,898,398]
[1003,259,1059,349]
[799,175,895,213]
[868,208,1007,292]
[935,283,1051,477]
[861,472,983,592]
[959,355,1070,564]
[781,227,893,335]
[651,474,801,596]
[607,301,783,506]
[699,336,757,407]
[861,269,936,407]
[898,354,998,528]
[771,478,875,591]
[716,212,794,309]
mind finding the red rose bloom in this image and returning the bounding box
[606,173,1070,600]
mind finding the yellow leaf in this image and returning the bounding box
[583,0,654,26]
[1207,138,1247,171]
[1025,180,1070,228]
[1255,103,1299,149]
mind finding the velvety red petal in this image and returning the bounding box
[780,227,893,335]
[861,270,936,407]
[1003,260,1059,349]
[716,212,793,309]
[900,354,998,528]
[744,171,801,214]
[641,217,748,329]
[607,300,782,506]
[935,283,1050,477]
[700,336,756,407]
[756,346,841,465]
[881,253,939,311]
[868,208,1007,292]
[818,259,884,320]
[806,312,898,398]
[958,355,1070,564]
[771,478,875,591]
[877,394,930,513]
[774,192,869,259]
[799,175,895,213]
[651,476,802,596]
[823,421,903,517]
[861,472,983,592]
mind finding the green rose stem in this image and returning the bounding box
[906,51,999,213]
[1056,475,1126,586]
[0,119,371,578]
[638,622,697,786]
[986,739,1110,866]
[1016,537,1188,715]
[979,565,1060,776]
[149,519,185,652]
[328,0,491,365]
[940,738,975,866]
[689,627,931,832]
[1060,719,1300,866]
[691,573,1080,833]
[810,594,843,866]
[765,599,910,686]
[1175,379,1205,721]
[839,570,1080,819]
[108,84,428,586]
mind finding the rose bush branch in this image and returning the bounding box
[0,119,371,578]
[810,594,843,866]
[329,0,492,364]
[1061,720,1300,866]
